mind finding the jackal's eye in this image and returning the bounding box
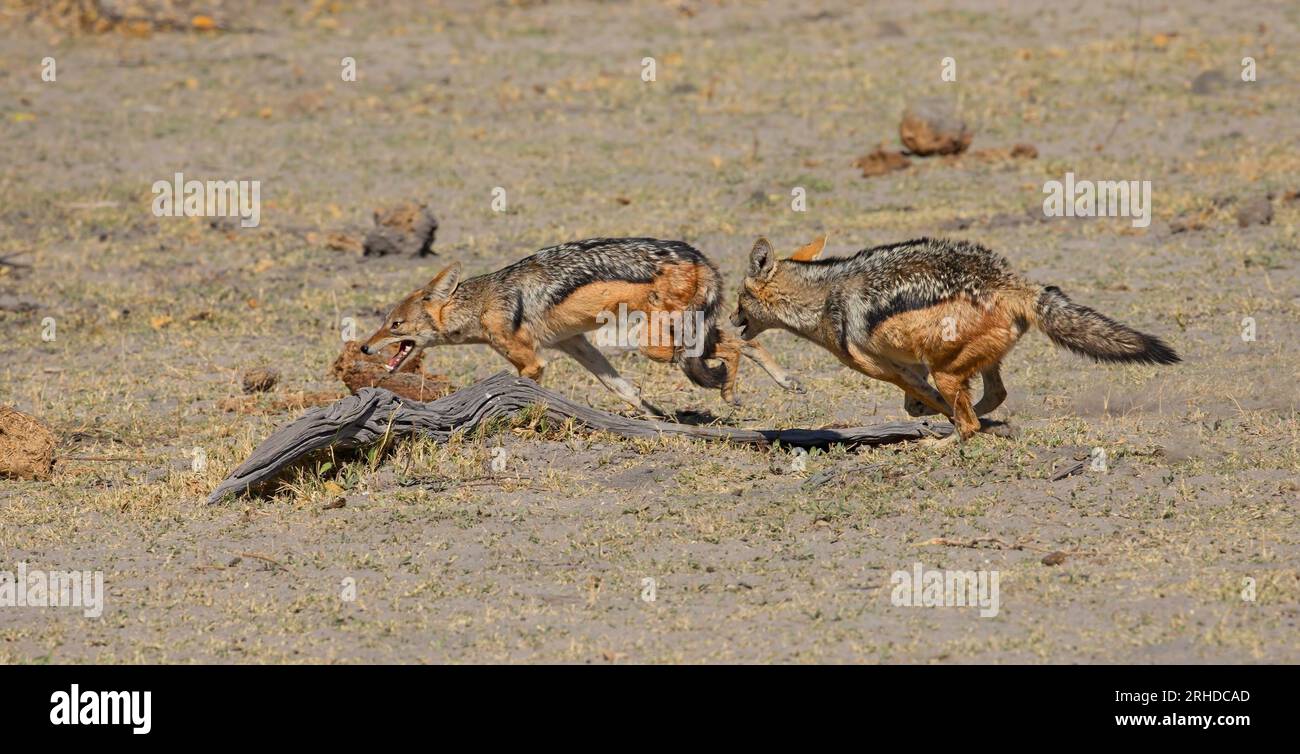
[390,320,403,330]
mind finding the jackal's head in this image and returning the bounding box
[730,236,827,339]
[361,263,465,372]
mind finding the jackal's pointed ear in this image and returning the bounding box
[789,234,827,262]
[422,262,461,300]
[749,238,776,280]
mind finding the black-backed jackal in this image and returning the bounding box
[731,236,1179,445]
[362,237,802,415]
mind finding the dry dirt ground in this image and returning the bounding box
[1,0,1297,663]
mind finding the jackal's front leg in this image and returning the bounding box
[486,323,546,383]
[736,337,804,394]
[890,364,951,417]
[901,365,938,417]
[845,347,950,419]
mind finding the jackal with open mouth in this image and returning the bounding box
[730,235,1179,445]
[361,237,802,416]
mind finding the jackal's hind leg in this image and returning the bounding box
[555,336,665,418]
[972,363,1007,416]
[931,370,980,442]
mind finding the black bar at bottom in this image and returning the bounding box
[2,664,1286,742]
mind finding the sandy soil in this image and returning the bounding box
[0,0,1296,663]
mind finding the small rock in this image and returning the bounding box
[242,368,280,394]
[900,98,973,156]
[1236,196,1273,227]
[1041,551,1069,566]
[363,202,438,257]
[1190,70,1227,95]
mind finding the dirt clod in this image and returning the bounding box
[1010,142,1038,159]
[241,367,280,393]
[1041,551,1069,566]
[323,232,364,255]
[1236,195,1273,227]
[0,405,57,480]
[363,202,439,257]
[854,147,911,177]
[1190,69,1227,95]
[900,98,973,156]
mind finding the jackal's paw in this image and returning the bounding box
[780,378,806,395]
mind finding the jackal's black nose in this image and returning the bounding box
[359,344,371,355]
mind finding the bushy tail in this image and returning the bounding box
[678,263,729,389]
[1033,285,1180,365]
[680,348,727,388]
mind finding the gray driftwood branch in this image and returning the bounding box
[207,372,952,504]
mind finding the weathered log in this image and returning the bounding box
[207,372,952,504]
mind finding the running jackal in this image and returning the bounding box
[730,236,1179,445]
[362,237,802,416]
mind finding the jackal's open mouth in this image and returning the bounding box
[385,340,415,372]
